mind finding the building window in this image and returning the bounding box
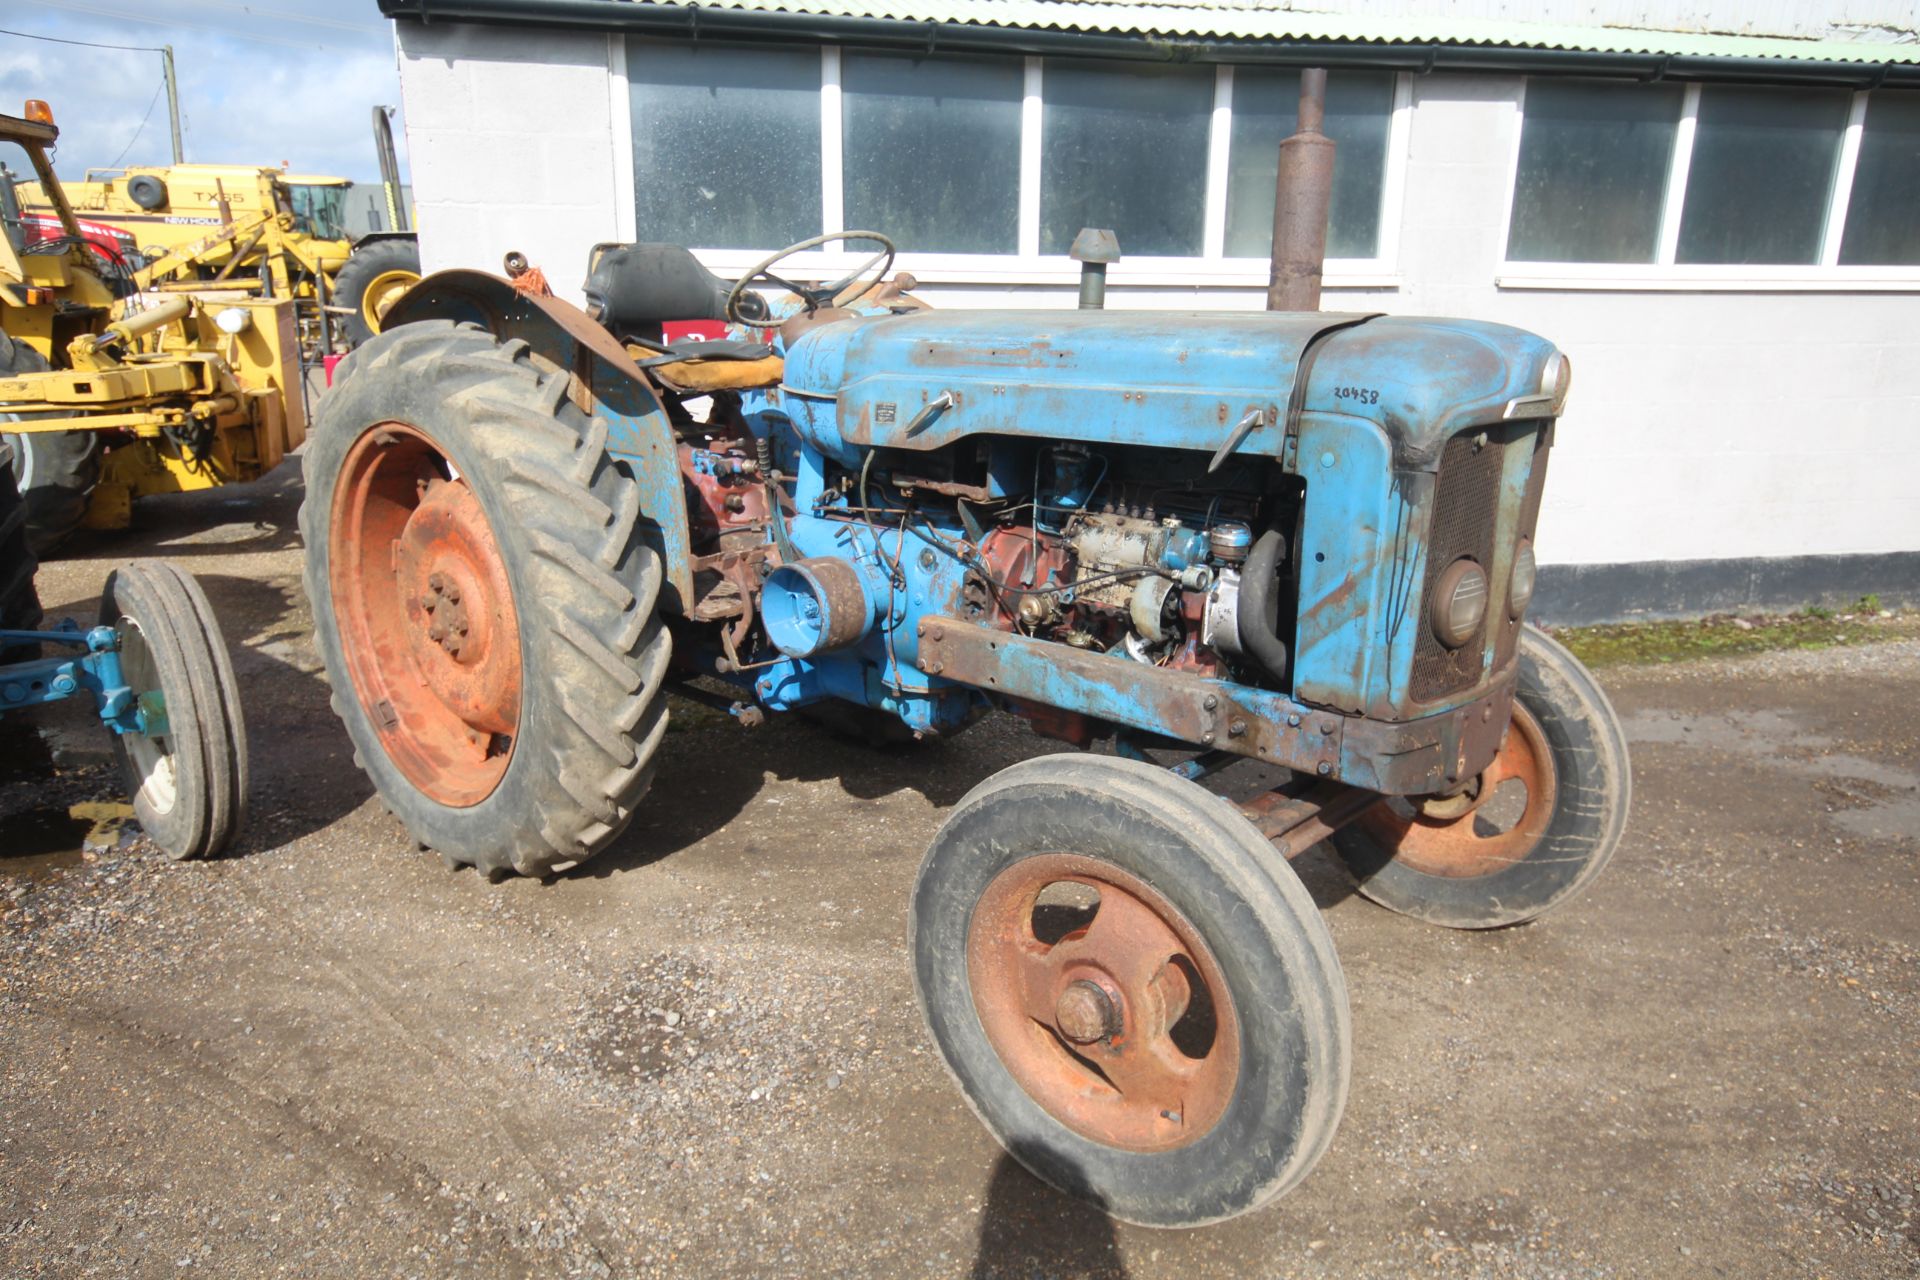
[1503,79,1920,285]
[627,40,821,249]
[842,51,1023,255]
[1225,70,1396,261]
[1039,59,1214,257]
[1676,86,1850,265]
[1839,90,1920,265]
[621,37,1408,284]
[1506,80,1682,264]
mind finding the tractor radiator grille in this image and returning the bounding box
[1410,425,1538,702]
[1492,428,1552,673]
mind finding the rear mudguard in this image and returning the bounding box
[382,270,696,614]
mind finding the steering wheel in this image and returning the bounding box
[725,230,896,330]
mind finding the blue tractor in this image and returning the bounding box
[301,228,1629,1226]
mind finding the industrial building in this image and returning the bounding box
[378,0,1920,620]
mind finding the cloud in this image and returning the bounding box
[0,1,407,183]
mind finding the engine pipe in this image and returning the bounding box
[1235,528,1292,681]
[1267,67,1333,314]
[1070,228,1119,310]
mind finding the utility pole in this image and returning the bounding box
[161,44,184,163]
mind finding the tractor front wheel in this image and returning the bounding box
[300,320,671,878]
[913,754,1350,1227]
[1331,623,1631,929]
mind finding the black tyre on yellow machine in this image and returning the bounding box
[1,331,100,556]
[331,238,423,348]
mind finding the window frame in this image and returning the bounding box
[610,37,1412,290]
[1498,78,1920,292]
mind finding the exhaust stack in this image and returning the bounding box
[1266,68,1335,313]
[1070,228,1119,310]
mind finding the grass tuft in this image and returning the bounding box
[1550,607,1917,670]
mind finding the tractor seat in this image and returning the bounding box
[586,241,784,391]
[630,343,785,394]
[584,241,769,330]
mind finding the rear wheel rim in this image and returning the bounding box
[1356,701,1558,878]
[329,422,520,807]
[966,853,1241,1152]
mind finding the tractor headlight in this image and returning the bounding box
[1509,539,1537,618]
[1431,558,1488,649]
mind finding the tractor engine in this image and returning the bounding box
[954,444,1271,684]
[683,404,1310,745]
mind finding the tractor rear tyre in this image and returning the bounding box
[301,320,671,878]
[1,332,101,556]
[1331,623,1631,929]
[913,754,1350,1227]
[0,437,43,662]
[99,561,248,859]
[332,239,422,348]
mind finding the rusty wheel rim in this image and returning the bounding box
[1357,701,1558,878]
[967,854,1241,1152]
[329,422,520,807]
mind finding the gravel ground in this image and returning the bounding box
[3,465,1917,1279]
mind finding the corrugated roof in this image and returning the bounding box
[623,0,1920,64]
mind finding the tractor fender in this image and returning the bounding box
[382,269,695,614]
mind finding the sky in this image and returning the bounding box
[0,0,407,183]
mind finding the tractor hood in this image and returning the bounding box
[777,309,1562,473]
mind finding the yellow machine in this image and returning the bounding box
[13,160,420,349]
[1,102,305,552]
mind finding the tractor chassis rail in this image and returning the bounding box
[913,614,1515,796]
[1240,778,1384,861]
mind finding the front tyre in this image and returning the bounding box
[1332,623,1631,929]
[99,561,247,860]
[913,754,1350,1227]
[300,321,671,878]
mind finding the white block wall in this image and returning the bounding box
[394,21,1920,572]
[397,24,624,283]
[1372,76,1920,569]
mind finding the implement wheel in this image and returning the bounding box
[301,320,671,878]
[99,561,247,859]
[1332,624,1631,929]
[332,239,422,348]
[913,754,1349,1227]
[1,332,100,557]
